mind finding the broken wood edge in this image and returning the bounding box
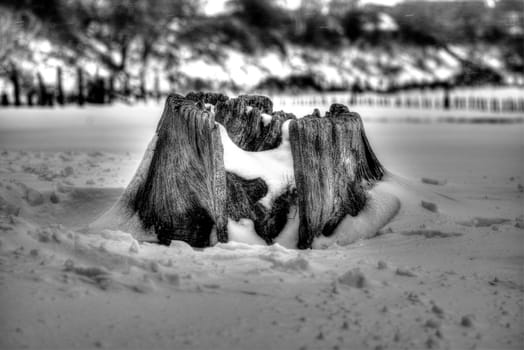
[187,91,296,151]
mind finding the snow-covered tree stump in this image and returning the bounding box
[289,103,384,248]
[92,92,386,249]
[133,94,228,247]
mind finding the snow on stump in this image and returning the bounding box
[92,92,386,249]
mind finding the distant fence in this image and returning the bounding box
[271,87,524,115]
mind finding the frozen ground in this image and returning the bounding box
[0,104,523,350]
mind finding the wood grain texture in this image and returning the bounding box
[214,94,295,151]
[101,94,385,248]
[133,94,228,247]
[289,104,384,248]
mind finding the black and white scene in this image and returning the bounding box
[0,0,523,349]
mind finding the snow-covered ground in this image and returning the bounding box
[0,104,523,349]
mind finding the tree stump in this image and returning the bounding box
[133,94,228,247]
[213,94,295,151]
[289,103,384,248]
[92,93,385,249]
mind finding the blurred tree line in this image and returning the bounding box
[0,0,200,105]
[0,0,522,105]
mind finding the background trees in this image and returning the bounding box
[0,0,522,103]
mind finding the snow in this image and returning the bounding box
[220,108,397,245]
[1,104,523,349]
[377,13,398,31]
[227,218,266,245]
[219,120,295,209]
[273,205,300,248]
[260,113,273,126]
[312,180,401,249]
[90,134,159,240]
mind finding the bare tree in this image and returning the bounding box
[66,0,201,97]
[0,9,40,106]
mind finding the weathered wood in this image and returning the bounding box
[95,94,387,249]
[186,92,293,151]
[133,94,228,247]
[237,94,273,114]
[289,104,383,249]
[326,103,384,182]
[225,173,296,244]
[185,91,229,105]
[213,94,295,151]
[254,186,297,244]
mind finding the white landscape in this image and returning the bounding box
[0,103,523,350]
